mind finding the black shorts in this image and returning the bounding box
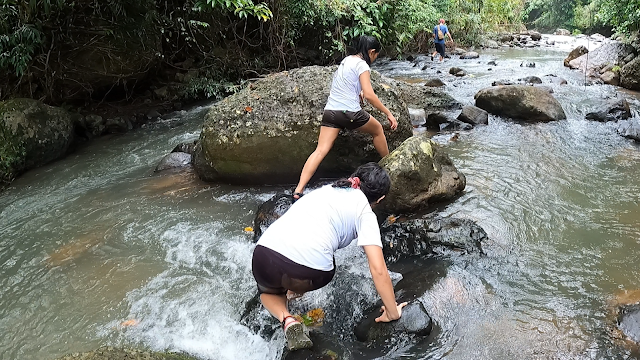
[435,42,446,57]
[252,245,335,295]
[321,109,371,130]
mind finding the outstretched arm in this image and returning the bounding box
[363,245,407,322]
[447,31,454,42]
[360,71,398,130]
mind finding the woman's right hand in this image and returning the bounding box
[387,113,398,130]
[375,301,408,322]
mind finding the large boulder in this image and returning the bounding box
[474,85,567,122]
[387,78,461,111]
[194,66,413,184]
[618,303,640,344]
[0,99,77,183]
[378,136,466,214]
[568,42,636,77]
[620,57,640,90]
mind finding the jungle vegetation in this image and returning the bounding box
[0,0,638,104]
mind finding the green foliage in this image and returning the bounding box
[195,0,273,21]
[180,75,244,101]
[523,0,576,30]
[596,0,640,34]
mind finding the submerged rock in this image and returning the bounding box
[155,152,192,172]
[253,193,294,241]
[194,66,413,184]
[380,216,486,263]
[378,137,466,214]
[53,347,198,360]
[474,85,567,122]
[354,301,432,342]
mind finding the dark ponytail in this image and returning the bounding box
[333,162,390,203]
[351,35,381,65]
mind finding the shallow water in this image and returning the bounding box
[1,36,640,359]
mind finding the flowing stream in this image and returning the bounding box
[1,35,639,360]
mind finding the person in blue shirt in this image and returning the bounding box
[431,18,454,62]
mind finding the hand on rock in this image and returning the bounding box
[375,301,408,322]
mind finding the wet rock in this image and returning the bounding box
[281,331,350,360]
[568,42,635,77]
[425,112,451,130]
[620,57,640,90]
[424,78,446,87]
[84,114,105,136]
[451,48,467,55]
[155,152,192,172]
[354,301,432,343]
[449,67,467,76]
[253,193,293,241]
[380,216,486,263]
[529,31,542,41]
[460,51,480,59]
[518,76,543,84]
[457,106,489,125]
[391,79,461,112]
[544,75,568,85]
[555,28,571,36]
[53,347,198,360]
[520,61,535,68]
[194,66,413,184]
[172,140,198,155]
[488,60,498,66]
[600,71,620,86]
[585,99,631,122]
[378,137,466,214]
[498,34,513,42]
[618,303,640,344]
[492,80,515,86]
[564,45,589,67]
[439,119,473,131]
[617,119,640,142]
[474,85,567,122]
[0,98,77,181]
[104,117,132,133]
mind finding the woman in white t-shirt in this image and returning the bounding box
[252,162,407,351]
[292,36,399,201]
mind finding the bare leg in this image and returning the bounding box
[260,293,291,322]
[357,116,389,157]
[294,126,341,195]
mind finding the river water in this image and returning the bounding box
[1,35,639,360]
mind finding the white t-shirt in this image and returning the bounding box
[256,185,382,271]
[324,55,371,112]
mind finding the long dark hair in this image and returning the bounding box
[333,162,390,203]
[351,35,381,65]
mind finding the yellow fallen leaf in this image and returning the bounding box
[244,227,254,232]
[386,215,397,224]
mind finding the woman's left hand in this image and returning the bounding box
[387,113,398,130]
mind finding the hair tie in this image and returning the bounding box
[348,177,361,189]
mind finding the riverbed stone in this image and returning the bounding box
[474,85,567,122]
[568,42,636,77]
[0,98,77,182]
[354,301,432,343]
[457,105,489,125]
[424,78,446,87]
[377,136,466,214]
[390,78,460,111]
[555,28,571,36]
[620,57,640,90]
[380,216,486,263]
[518,76,543,84]
[460,51,480,59]
[194,66,413,184]
[564,45,589,67]
[585,99,631,122]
